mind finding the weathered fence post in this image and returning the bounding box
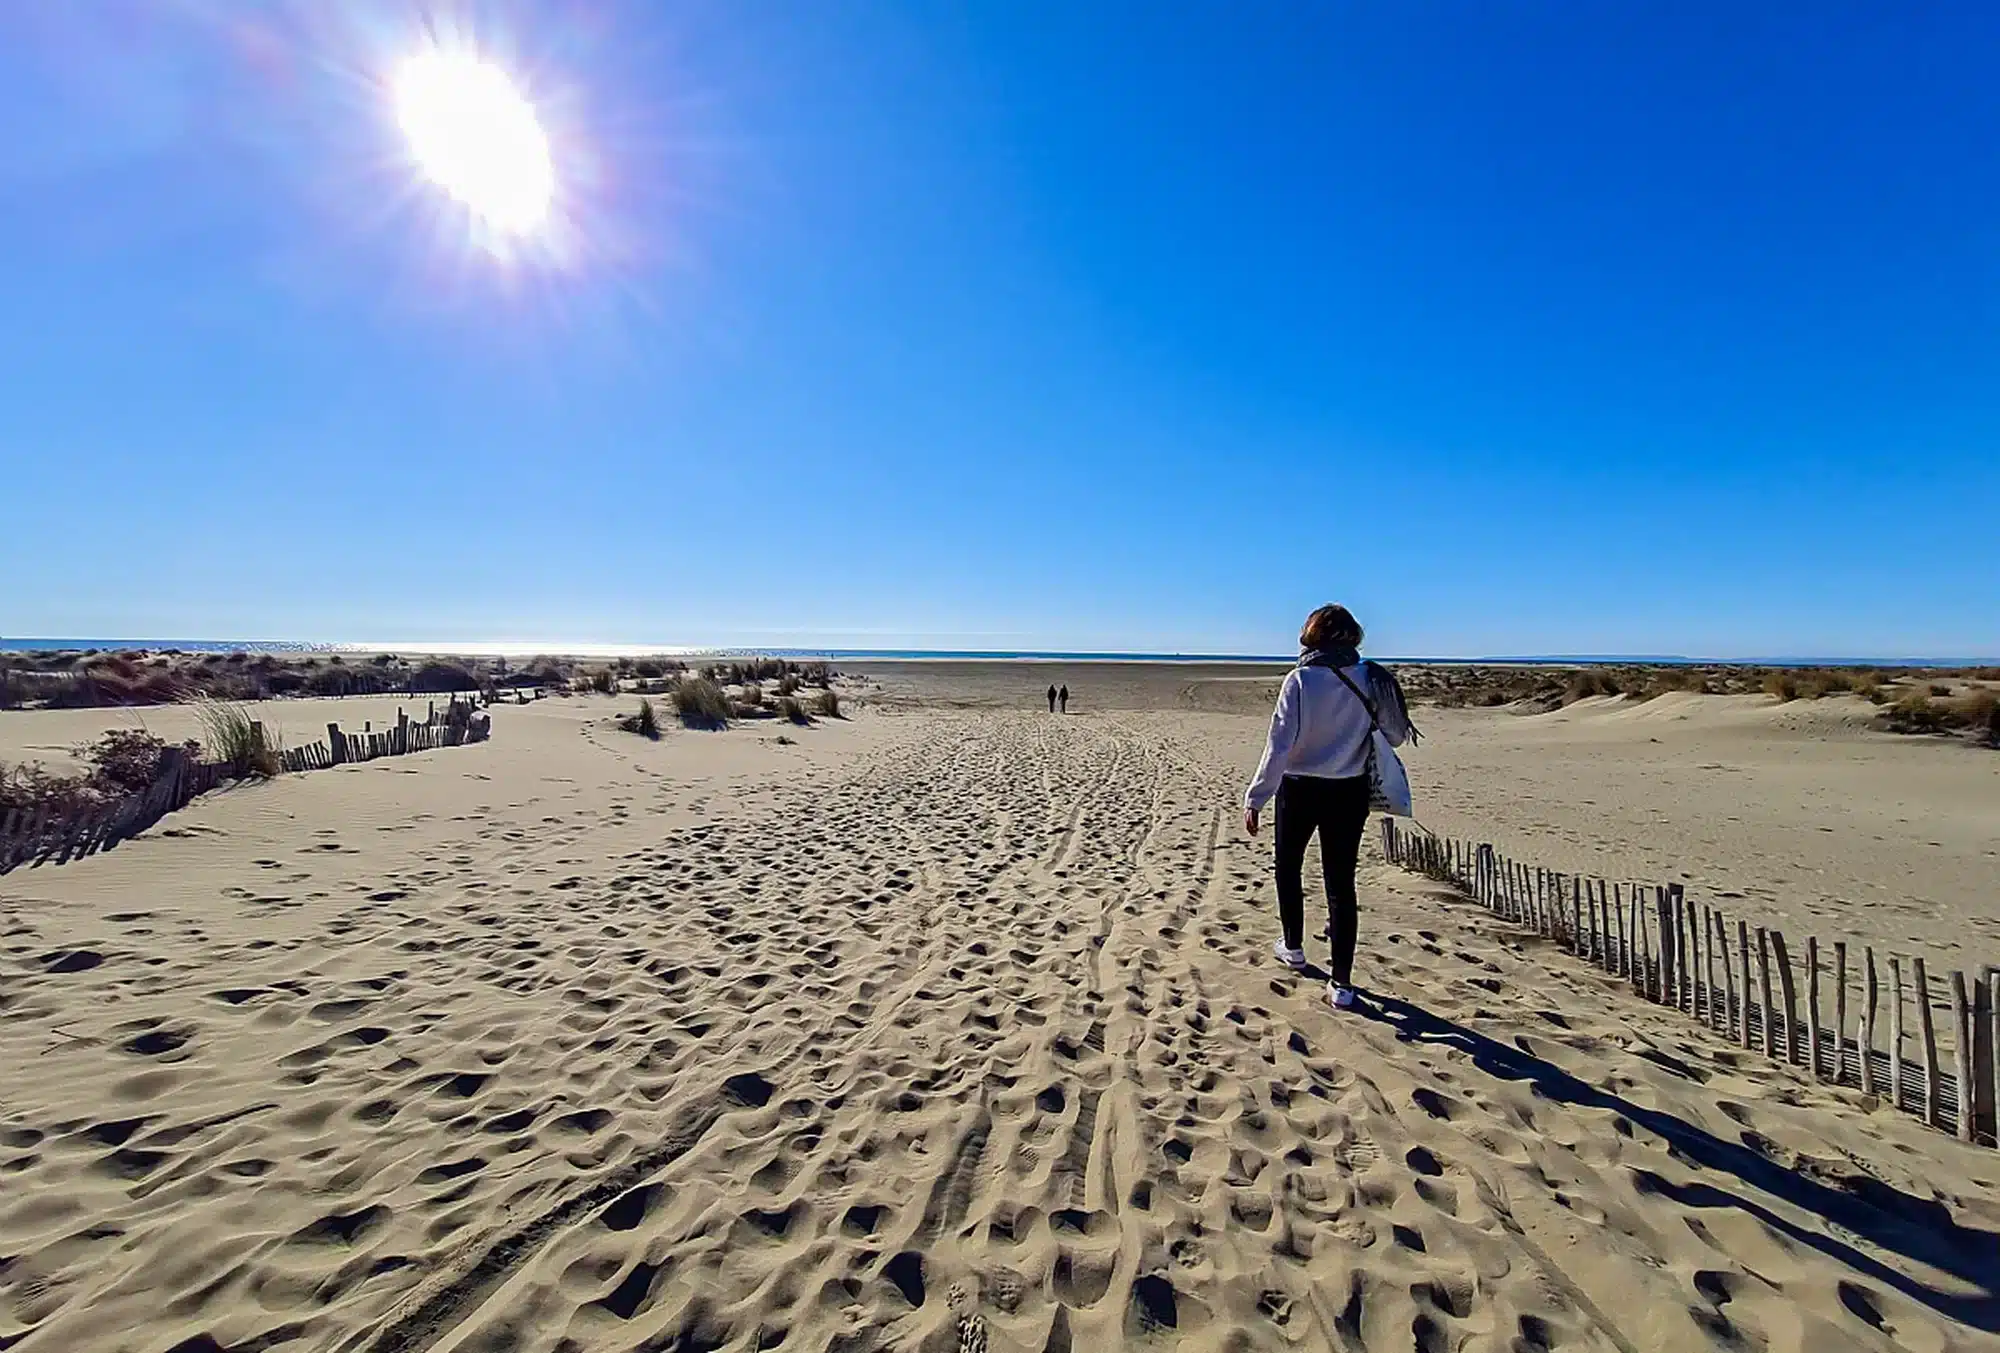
[1589,886,1603,967]
[1672,885,1691,1012]
[1834,942,1849,1086]
[1757,928,1777,1058]
[1951,971,1975,1143]
[1771,931,1800,1064]
[1596,879,1611,968]
[1658,890,1676,1006]
[1635,893,1651,997]
[1807,937,1822,1078]
[1702,906,1719,1029]
[1862,948,1879,1095]
[1718,914,1738,1043]
[1913,956,1941,1130]
[1891,957,1906,1111]
[1615,884,1629,978]
[1984,968,2000,1145]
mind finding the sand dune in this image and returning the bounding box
[1405,695,2000,964]
[2,683,1996,1351]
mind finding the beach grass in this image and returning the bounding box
[189,698,282,778]
[672,677,732,730]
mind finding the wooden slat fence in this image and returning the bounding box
[0,700,489,875]
[1381,819,1998,1149]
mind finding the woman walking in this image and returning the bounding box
[1243,604,1413,1009]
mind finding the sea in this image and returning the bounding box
[1,640,1991,667]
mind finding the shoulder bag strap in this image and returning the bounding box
[1330,665,1383,732]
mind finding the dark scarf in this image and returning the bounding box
[1300,647,1420,742]
[1299,645,1361,671]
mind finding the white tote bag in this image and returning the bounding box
[1333,666,1415,817]
[1367,728,1414,817]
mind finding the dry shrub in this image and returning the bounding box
[1880,693,1954,736]
[305,665,365,697]
[1929,683,1953,698]
[672,677,731,729]
[778,695,811,725]
[706,659,785,685]
[1562,671,1621,705]
[76,662,188,706]
[699,658,837,688]
[1954,689,1998,746]
[409,661,481,694]
[619,699,663,740]
[1635,669,1706,701]
[78,730,198,796]
[1798,670,1854,699]
[1763,672,1800,703]
[777,674,801,697]
[0,762,100,817]
[523,659,571,687]
[814,688,842,719]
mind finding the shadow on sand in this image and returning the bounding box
[1355,991,2000,1333]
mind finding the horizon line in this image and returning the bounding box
[3,638,1996,668]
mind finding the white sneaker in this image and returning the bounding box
[1328,983,1356,1010]
[1272,939,1308,970]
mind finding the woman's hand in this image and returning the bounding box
[1243,807,1259,836]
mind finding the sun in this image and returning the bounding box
[394,50,553,234]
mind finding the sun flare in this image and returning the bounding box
[394,50,553,233]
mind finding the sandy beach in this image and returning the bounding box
[3,667,1997,1352]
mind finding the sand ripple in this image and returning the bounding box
[2,709,1996,1351]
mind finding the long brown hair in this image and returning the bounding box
[1300,604,1363,651]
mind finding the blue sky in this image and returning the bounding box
[2,3,1994,658]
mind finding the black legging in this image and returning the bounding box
[1273,773,1370,983]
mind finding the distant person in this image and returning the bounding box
[1058,684,1069,714]
[1243,604,1413,1010]
[1047,683,1058,713]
